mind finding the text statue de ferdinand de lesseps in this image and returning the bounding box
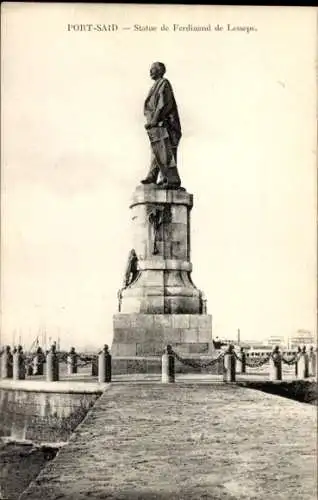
[141,62,182,189]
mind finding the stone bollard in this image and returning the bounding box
[297,346,309,379]
[26,364,33,376]
[33,347,45,375]
[0,346,13,379]
[67,347,78,375]
[92,356,98,376]
[295,346,302,377]
[269,346,282,381]
[13,346,26,380]
[236,347,246,374]
[98,345,112,383]
[309,347,317,377]
[46,344,59,382]
[161,345,175,383]
[223,344,236,382]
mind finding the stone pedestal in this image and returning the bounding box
[112,313,213,356]
[111,185,213,368]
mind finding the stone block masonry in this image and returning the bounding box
[119,185,206,315]
[112,184,213,365]
[112,313,213,357]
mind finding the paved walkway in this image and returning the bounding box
[21,383,316,500]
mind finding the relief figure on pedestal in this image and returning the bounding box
[146,205,171,255]
[123,249,139,287]
[141,62,182,189]
[117,249,139,312]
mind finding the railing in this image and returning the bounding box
[0,344,112,383]
[162,344,316,384]
[0,344,317,385]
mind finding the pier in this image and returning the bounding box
[19,381,316,499]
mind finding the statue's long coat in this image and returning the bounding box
[144,77,182,147]
[144,78,182,185]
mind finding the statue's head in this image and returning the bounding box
[150,62,166,80]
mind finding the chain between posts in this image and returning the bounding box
[1,346,311,371]
[235,351,303,367]
[76,355,95,367]
[0,350,95,368]
[234,351,272,368]
[281,353,301,366]
[58,352,94,367]
[170,348,225,369]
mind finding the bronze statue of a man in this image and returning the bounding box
[141,62,182,189]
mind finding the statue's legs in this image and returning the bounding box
[141,150,160,184]
[141,143,181,188]
[157,146,181,188]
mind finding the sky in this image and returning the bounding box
[1,3,317,350]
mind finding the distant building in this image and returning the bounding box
[243,340,264,345]
[266,335,285,347]
[288,330,315,349]
[241,340,264,349]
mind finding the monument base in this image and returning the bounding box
[112,313,213,357]
[111,355,224,376]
